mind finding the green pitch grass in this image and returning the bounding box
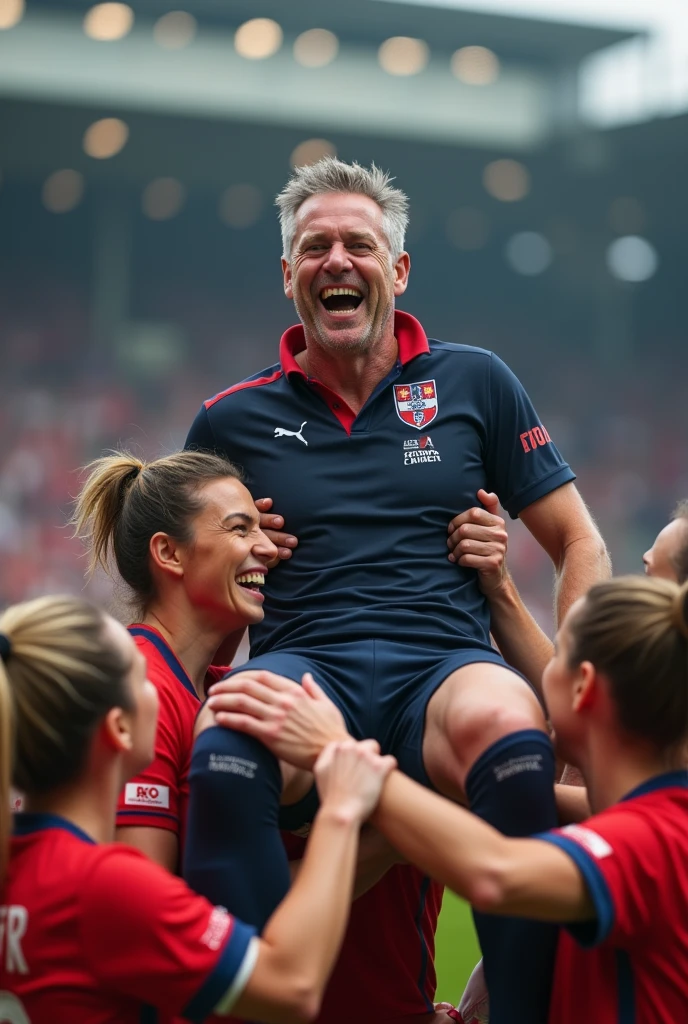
[434,892,481,1004]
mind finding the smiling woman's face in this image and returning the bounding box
[175,477,277,631]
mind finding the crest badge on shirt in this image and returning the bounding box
[394,380,438,429]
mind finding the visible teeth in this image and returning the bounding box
[321,287,362,300]
[236,573,265,585]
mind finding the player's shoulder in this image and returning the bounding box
[129,627,197,701]
[202,360,285,413]
[572,779,688,851]
[81,840,176,898]
[427,337,494,360]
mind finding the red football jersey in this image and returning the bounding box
[320,866,443,1022]
[116,625,230,862]
[540,770,688,1024]
[0,813,257,1023]
[283,833,442,1022]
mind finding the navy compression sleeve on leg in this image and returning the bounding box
[183,726,290,931]
[465,729,558,1024]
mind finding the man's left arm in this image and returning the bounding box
[519,482,611,623]
[483,352,611,625]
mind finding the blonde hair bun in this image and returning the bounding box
[671,581,688,640]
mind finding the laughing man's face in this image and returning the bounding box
[282,192,409,356]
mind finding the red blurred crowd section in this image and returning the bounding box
[1,282,687,636]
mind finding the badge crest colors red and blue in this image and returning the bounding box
[394,380,438,430]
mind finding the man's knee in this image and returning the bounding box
[425,663,546,795]
[446,693,544,768]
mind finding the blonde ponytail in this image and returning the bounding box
[0,596,132,884]
[671,580,688,640]
[0,639,14,885]
[71,452,144,578]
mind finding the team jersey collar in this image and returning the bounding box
[279,310,430,378]
[621,768,688,802]
[128,623,199,700]
[13,811,97,845]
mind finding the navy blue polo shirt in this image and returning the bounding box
[186,311,574,656]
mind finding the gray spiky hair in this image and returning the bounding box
[276,156,409,260]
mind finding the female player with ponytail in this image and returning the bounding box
[211,575,688,1023]
[72,450,313,885]
[0,594,394,1022]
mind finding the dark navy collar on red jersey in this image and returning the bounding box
[279,309,430,377]
[128,624,199,701]
[13,811,96,845]
[621,769,688,802]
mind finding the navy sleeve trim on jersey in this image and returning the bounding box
[537,832,614,947]
[502,465,576,520]
[182,919,257,1023]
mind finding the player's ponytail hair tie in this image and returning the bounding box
[0,633,11,662]
[126,457,145,481]
[671,581,688,640]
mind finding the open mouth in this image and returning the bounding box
[319,286,364,313]
[235,571,265,594]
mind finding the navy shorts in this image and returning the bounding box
[224,640,520,786]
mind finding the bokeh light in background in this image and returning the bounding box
[378,36,429,76]
[608,196,646,234]
[290,138,337,168]
[446,207,490,250]
[142,178,186,220]
[505,232,553,275]
[83,117,129,159]
[451,46,500,85]
[0,0,24,30]
[293,28,339,68]
[234,18,282,60]
[606,236,658,282]
[42,170,84,214]
[83,3,134,42]
[153,10,196,51]
[219,184,263,228]
[483,158,530,201]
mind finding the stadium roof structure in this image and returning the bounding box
[1,0,641,151]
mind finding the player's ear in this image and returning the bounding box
[149,532,185,580]
[393,251,411,296]
[101,706,134,754]
[572,661,596,713]
[282,258,293,299]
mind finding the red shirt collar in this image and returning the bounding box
[279,310,430,378]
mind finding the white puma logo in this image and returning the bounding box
[274,421,308,446]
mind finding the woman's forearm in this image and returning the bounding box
[372,771,592,923]
[488,574,554,698]
[235,804,361,1023]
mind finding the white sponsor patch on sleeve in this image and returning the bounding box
[561,824,613,859]
[124,783,170,809]
[200,906,232,951]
